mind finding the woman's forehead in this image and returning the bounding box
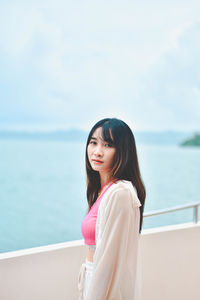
[92,126,113,141]
[92,127,104,140]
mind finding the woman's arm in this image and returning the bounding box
[86,187,141,300]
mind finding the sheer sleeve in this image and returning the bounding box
[86,187,141,300]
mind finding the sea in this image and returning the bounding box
[0,138,199,253]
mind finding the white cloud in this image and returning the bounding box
[0,0,200,130]
[135,21,200,131]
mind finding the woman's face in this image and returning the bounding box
[87,127,116,175]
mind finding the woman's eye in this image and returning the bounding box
[90,141,96,145]
[105,143,111,147]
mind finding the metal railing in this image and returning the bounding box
[143,201,200,224]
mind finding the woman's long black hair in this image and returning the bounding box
[85,118,146,233]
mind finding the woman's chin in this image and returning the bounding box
[91,165,102,172]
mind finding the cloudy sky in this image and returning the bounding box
[0,0,200,132]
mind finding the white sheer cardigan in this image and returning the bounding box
[86,179,142,300]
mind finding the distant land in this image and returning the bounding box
[0,129,87,142]
[0,129,196,146]
[180,132,200,147]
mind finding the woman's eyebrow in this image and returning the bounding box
[91,136,104,141]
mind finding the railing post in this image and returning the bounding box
[194,205,199,224]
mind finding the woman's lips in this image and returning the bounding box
[92,159,103,164]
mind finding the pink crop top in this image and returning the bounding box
[81,181,115,246]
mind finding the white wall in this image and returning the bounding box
[0,223,199,300]
[0,240,87,300]
[140,223,200,300]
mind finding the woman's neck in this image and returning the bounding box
[99,172,114,188]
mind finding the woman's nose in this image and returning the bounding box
[94,145,103,156]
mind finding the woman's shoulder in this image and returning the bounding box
[107,179,141,208]
[114,179,134,189]
[113,179,137,194]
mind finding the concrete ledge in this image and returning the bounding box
[141,221,199,234]
[0,239,85,260]
[0,223,199,300]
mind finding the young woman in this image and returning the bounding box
[78,118,146,300]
